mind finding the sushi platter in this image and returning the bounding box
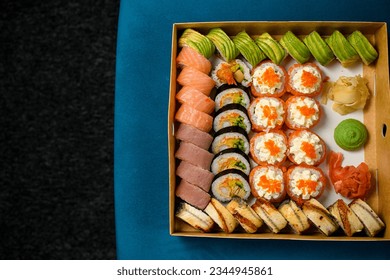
[168,21,390,240]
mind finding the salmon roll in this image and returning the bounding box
[211,169,251,202]
[285,165,326,206]
[248,97,286,132]
[213,104,251,134]
[214,85,250,111]
[211,148,251,175]
[250,130,288,166]
[176,46,212,74]
[211,126,250,155]
[211,58,252,88]
[175,103,213,133]
[249,165,286,203]
[285,96,321,130]
[287,130,326,166]
[177,66,216,96]
[287,63,323,97]
[176,86,215,114]
[250,60,288,98]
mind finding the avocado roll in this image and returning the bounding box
[233,31,267,67]
[255,33,286,65]
[347,30,378,65]
[280,31,311,64]
[206,27,240,61]
[179,28,215,59]
[325,30,360,67]
[304,31,335,66]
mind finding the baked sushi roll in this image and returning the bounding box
[349,198,386,237]
[285,165,326,206]
[250,130,288,166]
[204,198,238,233]
[302,198,339,236]
[252,198,288,233]
[211,58,252,88]
[285,96,321,130]
[211,148,251,176]
[226,197,263,233]
[176,202,214,232]
[211,169,251,203]
[287,129,326,166]
[278,200,311,234]
[211,126,250,155]
[249,165,286,203]
[286,63,323,97]
[213,104,251,134]
[248,97,286,132]
[214,85,251,111]
[328,199,364,237]
[251,60,288,98]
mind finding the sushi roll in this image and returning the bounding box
[226,197,263,233]
[279,31,311,64]
[177,66,216,96]
[206,28,240,62]
[175,103,213,133]
[178,28,215,59]
[287,130,326,166]
[251,60,288,98]
[214,85,251,111]
[233,31,267,67]
[249,165,286,203]
[347,30,378,65]
[285,96,321,130]
[328,199,364,237]
[325,30,360,67]
[211,169,251,202]
[278,200,311,234]
[248,96,286,132]
[250,130,288,166]
[254,33,286,65]
[204,198,238,233]
[213,104,251,134]
[176,86,215,114]
[251,198,288,233]
[176,202,214,232]
[211,126,250,155]
[287,63,323,97]
[176,46,212,74]
[303,31,335,66]
[285,165,326,205]
[211,58,252,88]
[211,148,251,176]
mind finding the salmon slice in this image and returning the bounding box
[176,86,215,114]
[175,103,213,132]
[176,46,212,74]
[328,151,371,199]
[177,66,216,96]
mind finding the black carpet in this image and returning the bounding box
[0,0,118,259]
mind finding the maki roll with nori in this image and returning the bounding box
[211,126,250,155]
[211,148,251,175]
[211,169,251,202]
[211,58,252,88]
[214,85,251,111]
[213,103,251,134]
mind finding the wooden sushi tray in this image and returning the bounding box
[168,21,390,240]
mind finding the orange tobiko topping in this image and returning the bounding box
[258,175,282,193]
[301,70,319,88]
[301,141,317,159]
[297,179,318,195]
[260,67,280,87]
[297,105,316,117]
[265,139,280,156]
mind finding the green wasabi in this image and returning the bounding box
[334,119,368,151]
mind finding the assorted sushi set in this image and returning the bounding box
[169,22,389,239]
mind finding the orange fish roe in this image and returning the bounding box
[301,141,317,159]
[259,67,280,87]
[297,179,318,195]
[258,175,282,193]
[263,105,278,126]
[265,139,280,156]
[297,105,316,117]
[301,70,318,88]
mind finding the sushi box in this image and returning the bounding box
[168,21,390,240]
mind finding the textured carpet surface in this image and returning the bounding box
[0,0,118,259]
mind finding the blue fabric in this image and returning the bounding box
[114,0,390,259]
